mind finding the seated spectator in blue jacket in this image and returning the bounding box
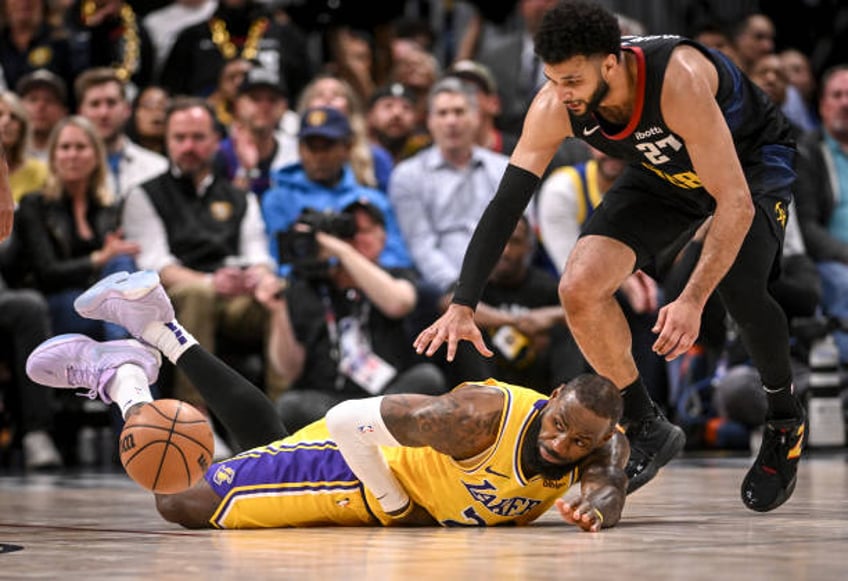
[262,107,411,273]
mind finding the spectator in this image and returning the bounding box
[387,40,439,128]
[445,59,518,156]
[297,73,387,190]
[70,0,155,98]
[0,271,62,469]
[0,91,47,203]
[475,0,591,172]
[389,77,508,296]
[470,215,586,393]
[388,77,509,384]
[748,54,802,135]
[206,57,252,129]
[125,84,170,156]
[366,81,430,165]
[729,13,775,76]
[0,0,79,100]
[730,15,817,137]
[160,0,313,103]
[75,67,168,201]
[795,65,848,364]
[323,27,376,107]
[121,97,282,413]
[16,69,68,161]
[780,48,820,130]
[215,66,298,199]
[262,106,412,272]
[15,115,139,339]
[692,20,740,68]
[142,0,217,78]
[255,200,446,432]
[475,0,558,136]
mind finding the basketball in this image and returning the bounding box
[119,399,214,494]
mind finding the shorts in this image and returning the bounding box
[581,166,789,279]
[204,422,379,529]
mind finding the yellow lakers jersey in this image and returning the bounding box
[371,379,580,526]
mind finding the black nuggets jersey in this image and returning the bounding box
[567,35,796,202]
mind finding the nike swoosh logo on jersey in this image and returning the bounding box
[582,125,601,136]
[484,466,510,479]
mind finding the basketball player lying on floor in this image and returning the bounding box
[26,271,629,532]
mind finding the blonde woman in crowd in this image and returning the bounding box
[0,91,47,203]
[15,116,138,339]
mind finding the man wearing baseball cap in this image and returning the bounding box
[15,69,68,161]
[262,106,412,274]
[366,82,430,164]
[216,65,298,198]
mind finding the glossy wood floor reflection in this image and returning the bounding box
[1,451,846,580]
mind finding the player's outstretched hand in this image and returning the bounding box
[413,303,493,362]
[555,497,605,533]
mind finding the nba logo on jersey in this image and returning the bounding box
[357,424,375,434]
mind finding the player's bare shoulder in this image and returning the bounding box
[381,384,504,459]
[661,44,721,135]
[511,83,573,173]
[664,44,719,99]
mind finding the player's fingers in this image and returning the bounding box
[424,328,447,357]
[445,334,459,362]
[415,325,440,354]
[554,499,578,524]
[651,308,666,334]
[472,333,494,358]
[664,334,695,362]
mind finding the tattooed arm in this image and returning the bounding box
[555,431,629,532]
[380,384,505,459]
[324,384,505,524]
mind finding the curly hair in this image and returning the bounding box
[534,1,622,64]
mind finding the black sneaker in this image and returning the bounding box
[741,410,806,512]
[625,406,686,494]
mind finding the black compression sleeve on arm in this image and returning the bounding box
[452,164,540,308]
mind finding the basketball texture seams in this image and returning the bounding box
[119,399,214,494]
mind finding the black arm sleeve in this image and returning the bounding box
[451,164,540,308]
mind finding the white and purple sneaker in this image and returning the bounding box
[74,271,175,339]
[26,334,161,404]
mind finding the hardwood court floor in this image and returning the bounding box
[1,450,846,580]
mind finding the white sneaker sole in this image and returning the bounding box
[74,271,161,318]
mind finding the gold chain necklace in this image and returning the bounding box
[209,17,269,61]
[81,1,140,82]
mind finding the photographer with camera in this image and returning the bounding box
[256,200,447,432]
[261,106,412,275]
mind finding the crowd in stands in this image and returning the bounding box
[0,0,846,470]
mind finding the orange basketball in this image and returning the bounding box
[119,399,214,494]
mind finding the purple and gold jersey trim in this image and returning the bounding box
[206,434,377,528]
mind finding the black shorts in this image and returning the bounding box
[580,166,789,280]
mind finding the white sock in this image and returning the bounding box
[105,364,154,419]
[141,320,198,364]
